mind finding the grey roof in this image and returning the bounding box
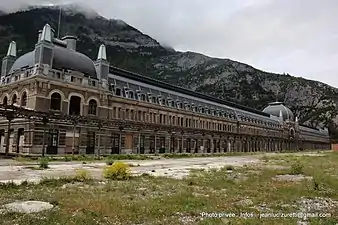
[262,102,294,121]
[9,45,97,79]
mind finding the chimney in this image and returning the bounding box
[1,41,17,77]
[61,36,77,51]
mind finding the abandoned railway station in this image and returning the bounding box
[0,24,331,156]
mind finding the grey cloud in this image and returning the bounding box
[1,0,338,87]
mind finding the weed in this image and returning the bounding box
[103,162,131,180]
[105,158,114,165]
[290,161,303,175]
[39,157,49,169]
[74,169,91,181]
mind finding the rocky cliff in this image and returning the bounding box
[1,6,338,138]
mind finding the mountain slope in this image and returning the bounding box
[1,6,338,139]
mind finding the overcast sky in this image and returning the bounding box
[2,0,338,88]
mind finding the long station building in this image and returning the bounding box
[0,24,331,155]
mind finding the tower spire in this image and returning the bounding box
[97,44,107,60]
[6,41,17,57]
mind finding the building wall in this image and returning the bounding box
[0,72,331,156]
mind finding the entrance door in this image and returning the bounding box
[206,139,211,153]
[47,129,58,154]
[170,137,175,153]
[86,131,95,154]
[186,138,191,153]
[139,135,145,154]
[111,134,120,154]
[159,137,165,154]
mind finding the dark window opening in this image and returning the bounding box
[115,88,121,96]
[69,96,81,115]
[50,92,62,111]
[86,131,95,154]
[12,94,17,105]
[3,96,8,105]
[128,91,134,99]
[21,92,27,107]
[141,94,146,101]
[88,99,97,115]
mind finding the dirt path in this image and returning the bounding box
[0,151,327,184]
[0,155,262,184]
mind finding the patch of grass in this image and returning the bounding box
[2,151,338,225]
[74,169,91,181]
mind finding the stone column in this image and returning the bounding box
[181,132,184,153]
[154,132,157,154]
[168,135,171,153]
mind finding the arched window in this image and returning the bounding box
[3,96,8,106]
[140,94,146,101]
[21,92,27,107]
[50,93,62,111]
[88,99,97,115]
[12,94,17,105]
[69,96,81,115]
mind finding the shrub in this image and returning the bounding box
[39,157,49,169]
[290,161,303,175]
[103,162,131,180]
[105,158,114,165]
[74,169,91,181]
[226,165,234,171]
[64,156,72,162]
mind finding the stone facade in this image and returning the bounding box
[0,24,331,156]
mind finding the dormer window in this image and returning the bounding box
[152,96,156,103]
[71,76,75,82]
[162,98,166,106]
[176,101,181,109]
[170,100,175,107]
[115,88,121,96]
[140,94,146,101]
[128,91,134,99]
[147,93,152,102]
[91,80,96,86]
